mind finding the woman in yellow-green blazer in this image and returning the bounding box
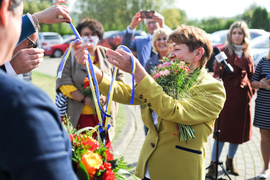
[73,25,226,180]
[99,67,225,179]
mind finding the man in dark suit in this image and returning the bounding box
[0,0,77,179]
[121,11,169,135]
[0,0,72,78]
[121,11,166,67]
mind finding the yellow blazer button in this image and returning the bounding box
[144,99,147,103]
[148,103,151,107]
[139,95,143,99]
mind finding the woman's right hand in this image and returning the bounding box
[72,40,103,84]
[84,97,93,107]
[260,78,270,90]
[129,11,143,30]
[72,40,92,66]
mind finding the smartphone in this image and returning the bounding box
[267,74,270,79]
[140,10,155,19]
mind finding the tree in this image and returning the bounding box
[251,7,270,31]
[73,0,176,31]
[23,0,73,35]
[162,8,187,29]
[198,17,228,33]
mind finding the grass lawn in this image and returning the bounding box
[32,71,56,101]
[32,71,126,140]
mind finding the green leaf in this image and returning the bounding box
[77,161,90,180]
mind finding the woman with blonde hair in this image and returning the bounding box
[206,21,255,179]
[250,35,270,179]
[144,28,171,74]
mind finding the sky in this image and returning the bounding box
[175,0,270,20]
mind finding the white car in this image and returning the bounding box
[250,33,270,68]
[38,32,63,49]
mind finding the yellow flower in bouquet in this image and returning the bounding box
[81,151,103,178]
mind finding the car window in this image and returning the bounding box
[44,35,61,40]
[251,35,270,48]
[250,33,261,40]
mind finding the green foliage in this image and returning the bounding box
[73,0,175,31]
[23,0,70,35]
[251,7,270,31]
[77,162,90,180]
[24,0,270,35]
[162,8,187,29]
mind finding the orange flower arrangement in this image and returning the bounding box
[63,118,133,180]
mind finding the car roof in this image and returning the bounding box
[39,32,61,35]
[62,35,76,42]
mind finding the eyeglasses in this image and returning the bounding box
[27,37,38,48]
[156,37,167,42]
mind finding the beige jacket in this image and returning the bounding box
[56,45,124,140]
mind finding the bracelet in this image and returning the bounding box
[32,14,40,29]
[80,95,87,104]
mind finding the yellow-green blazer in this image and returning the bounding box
[99,68,226,180]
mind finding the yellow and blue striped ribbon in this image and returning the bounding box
[117,45,136,104]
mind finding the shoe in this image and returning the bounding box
[206,161,217,179]
[259,169,269,179]
[225,155,239,176]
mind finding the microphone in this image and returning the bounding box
[213,47,234,74]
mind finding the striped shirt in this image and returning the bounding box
[55,92,69,117]
[251,57,270,129]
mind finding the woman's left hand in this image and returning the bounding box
[106,49,136,74]
[100,95,107,106]
[106,49,147,83]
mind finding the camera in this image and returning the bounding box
[140,10,155,19]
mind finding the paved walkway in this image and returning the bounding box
[35,57,269,180]
[116,95,269,180]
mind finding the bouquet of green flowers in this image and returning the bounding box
[151,57,201,142]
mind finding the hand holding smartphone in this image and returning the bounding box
[140,10,155,19]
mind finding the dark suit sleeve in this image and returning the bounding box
[0,82,77,180]
[17,15,36,45]
[121,28,136,51]
[144,60,151,75]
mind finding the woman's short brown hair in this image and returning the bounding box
[167,25,213,67]
[76,19,104,40]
